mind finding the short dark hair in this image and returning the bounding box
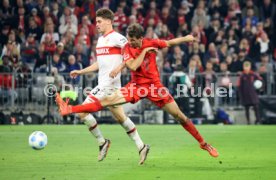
[96,8,114,21]
[127,23,144,38]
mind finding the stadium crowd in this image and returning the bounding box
[0,0,275,89]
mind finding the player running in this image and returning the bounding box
[56,23,219,158]
[68,9,149,164]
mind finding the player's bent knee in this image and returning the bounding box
[78,113,88,120]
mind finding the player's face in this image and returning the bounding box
[127,36,142,48]
[96,17,112,34]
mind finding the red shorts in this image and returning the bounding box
[120,81,174,108]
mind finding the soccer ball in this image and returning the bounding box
[254,80,263,89]
[28,131,48,150]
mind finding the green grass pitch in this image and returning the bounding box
[0,125,276,180]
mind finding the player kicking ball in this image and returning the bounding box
[66,9,149,165]
[56,23,219,158]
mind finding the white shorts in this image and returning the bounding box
[83,85,118,104]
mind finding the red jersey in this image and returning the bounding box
[123,38,168,84]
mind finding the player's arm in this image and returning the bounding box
[109,62,126,78]
[70,62,99,79]
[125,47,157,71]
[165,35,195,47]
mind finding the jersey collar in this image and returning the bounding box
[103,30,115,37]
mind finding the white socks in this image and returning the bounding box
[83,114,105,146]
[121,117,144,150]
[84,114,144,150]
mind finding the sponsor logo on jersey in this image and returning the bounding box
[96,47,122,56]
[96,48,110,54]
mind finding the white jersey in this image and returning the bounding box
[96,30,127,88]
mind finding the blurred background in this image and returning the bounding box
[0,0,275,125]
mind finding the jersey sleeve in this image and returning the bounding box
[122,46,133,62]
[152,39,168,49]
[115,34,128,48]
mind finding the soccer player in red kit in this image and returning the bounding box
[56,23,219,158]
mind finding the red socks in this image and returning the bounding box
[72,99,103,113]
[181,120,205,145]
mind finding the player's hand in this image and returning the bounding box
[110,68,120,78]
[185,34,196,42]
[144,47,158,53]
[70,70,81,79]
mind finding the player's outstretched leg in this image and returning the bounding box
[56,93,72,115]
[162,101,219,157]
[109,106,150,165]
[139,144,150,165]
[81,113,111,161]
[98,139,111,161]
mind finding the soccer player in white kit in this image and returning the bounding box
[69,8,149,165]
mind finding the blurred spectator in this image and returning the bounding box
[202,61,217,105]
[191,25,207,46]
[80,0,100,21]
[225,55,235,72]
[257,53,273,92]
[52,53,66,73]
[51,67,65,92]
[14,6,28,34]
[41,6,57,26]
[51,2,62,24]
[208,0,226,17]
[41,19,59,43]
[167,45,187,71]
[213,28,225,46]
[41,33,56,55]
[226,28,239,50]
[232,48,252,72]
[160,5,177,34]
[130,7,144,25]
[56,42,69,65]
[61,31,75,53]
[189,41,204,62]
[66,55,81,84]
[145,27,158,39]
[219,61,231,105]
[74,43,89,68]
[206,17,221,43]
[59,6,78,27]
[256,32,271,54]
[191,4,209,29]
[203,43,220,68]
[20,34,38,64]
[114,6,128,32]
[78,15,96,42]
[259,0,276,22]
[68,0,81,18]
[0,0,14,23]
[242,7,259,28]
[74,27,91,48]
[29,8,42,27]
[0,24,10,47]
[0,55,13,72]
[187,56,203,84]
[169,64,192,116]
[1,40,20,63]
[238,61,262,124]
[241,0,259,18]
[15,63,32,88]
[25,17,42,41]
[158,24,174,41]
[144,9,160,28]
[59,16,78,36]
